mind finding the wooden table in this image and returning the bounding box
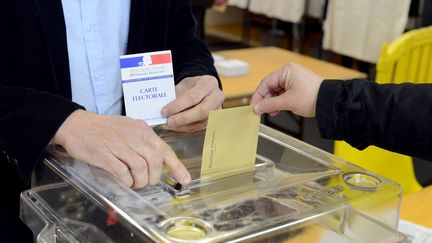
[214,47,367,107]
[401,186,432,228]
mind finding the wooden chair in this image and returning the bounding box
[334,26,432,194]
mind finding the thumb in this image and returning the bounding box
[254,95,288,114]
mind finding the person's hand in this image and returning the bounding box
[162,75,224,132]
[251,63,324,117]
[214,0,228,6]
[52,110,191,188]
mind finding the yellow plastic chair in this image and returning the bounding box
[334,26,432,194]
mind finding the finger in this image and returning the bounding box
[266,92,280,117]
[108,142,149,188]
[162,82,213,117]
[270,111,280,117]
[252,92,272,114]
[128,169,145,188]
[156,140,191,186]
[147,157,164,186]
[250,70,284,106]
[254,94,289,114]
[250,81,270,106]
[164,119,208,132]
[166,90,222,128]
[96,152,134,188]
[143,148,164,185]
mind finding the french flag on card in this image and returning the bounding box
[120,52,172,69]
[120,50,176,126]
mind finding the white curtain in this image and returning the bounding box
[228,0,310,23]
[228,0,249,9]
[249,0,306,23]
[323,0,411,63]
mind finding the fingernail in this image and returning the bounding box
[181,173,191,186]
[283,69,292,82]
[254,104,262,114]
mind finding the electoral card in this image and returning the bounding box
[120,50,176,126]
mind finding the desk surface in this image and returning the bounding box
[215,47,367,100]
[401,186,432,228]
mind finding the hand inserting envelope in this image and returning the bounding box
[201,106,261,180]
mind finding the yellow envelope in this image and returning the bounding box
[201,106,260,180]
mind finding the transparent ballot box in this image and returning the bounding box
[20,125,407,242]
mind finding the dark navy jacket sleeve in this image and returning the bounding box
[168,0,221,88]
[126,0,221,88]
[316,79,432,161]
[191,0,214,8]
[1,0,219,239]
[0,88,83,183]
[1,0,220,184]
[0,1,83,183]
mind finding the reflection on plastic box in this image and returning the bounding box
[21,125,407,242]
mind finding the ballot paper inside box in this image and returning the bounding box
[21,125,407,242]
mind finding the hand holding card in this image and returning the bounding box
[120,50,176,126]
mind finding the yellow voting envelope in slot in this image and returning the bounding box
[201,106,261,180]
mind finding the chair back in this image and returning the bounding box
[334,26,432,194]
[376,26,432,84]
